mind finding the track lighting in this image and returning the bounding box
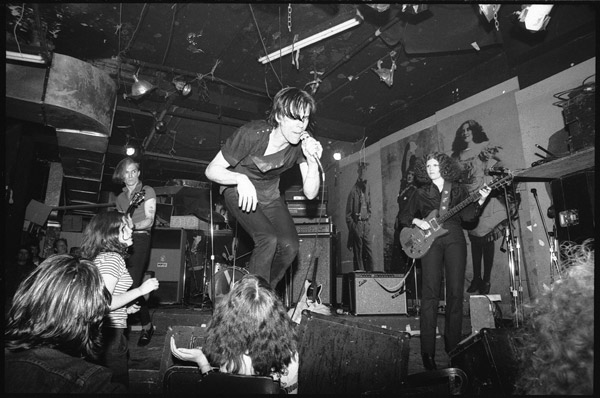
[126,71,156,100]
[172,78,192,96]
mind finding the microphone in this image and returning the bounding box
[488,167,509,176]
[301,133,323,173]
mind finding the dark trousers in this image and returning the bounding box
[419,231,466,356]
[350,220,373,271]
[127,233,152,326]
[223,188,299,288]
[469,236,495,283]
[98,326,129,388]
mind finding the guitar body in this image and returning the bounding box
[306,282,323,305]
[399,209,449,259]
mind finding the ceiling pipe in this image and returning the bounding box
[319,15,402,92]
[51,203,116,211]
[116,105,245,128]
[120,56,272,98]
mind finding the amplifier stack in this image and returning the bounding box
[285,185,328,218]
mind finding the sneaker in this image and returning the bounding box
[466,278,482,293]
[137,324,155,347]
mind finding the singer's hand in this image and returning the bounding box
[236,174,258,212]
[300,133,323,165]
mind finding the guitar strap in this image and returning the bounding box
[438,180,452,217]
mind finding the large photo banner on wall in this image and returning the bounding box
[436,91,526,312]
[337,151,383,274]
[380,126,439,273]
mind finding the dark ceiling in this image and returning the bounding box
[5,3,597,218]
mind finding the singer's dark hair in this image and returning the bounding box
[266,87,316,132]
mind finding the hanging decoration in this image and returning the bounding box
[372,51,397,87]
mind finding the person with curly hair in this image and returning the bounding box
[451,120,508,295]
[514,240,594,395]
[80,211,159,388]
[4,255,126,393]
[171,274,299,393]
[204,87,322,289]
[399,152,491,371]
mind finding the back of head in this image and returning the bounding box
[205,274,297,376]
[80,211,128,260]
[5,255,110,359]
[515,240,594,395]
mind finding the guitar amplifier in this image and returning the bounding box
[348,272,408,315]
[287,202,328,218]
[295,222,333,235]
[284,185,328,202]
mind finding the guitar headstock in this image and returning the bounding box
[126,189,146,216]
[488,172,514,190]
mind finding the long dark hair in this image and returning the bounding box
[413,151,462,184]
[204,274,297,376]
[451,120,489,156]
[80,211,129,260]
[266,87,316,132]
[5,255,111,359]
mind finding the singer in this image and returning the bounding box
[205,87,322,289]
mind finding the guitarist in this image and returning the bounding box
[113,157,157,347]
[398,152,491,371]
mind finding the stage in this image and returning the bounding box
[127,302,516,394]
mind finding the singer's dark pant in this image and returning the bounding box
[419,228,466,356]
[223,187,299,288]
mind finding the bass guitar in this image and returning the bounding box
[399,174,513,259]
[126,189,146,217]
[306,257,323,305]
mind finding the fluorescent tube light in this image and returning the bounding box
[258,10,364,64]
[6,50,47,64]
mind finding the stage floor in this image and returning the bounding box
[127,302,485,394]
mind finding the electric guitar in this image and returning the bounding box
[126,189,146,217]
[306,257,323,305]
[399,174,513,259]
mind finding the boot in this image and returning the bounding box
[480,281,491,295]
[467,277,482,293]
[421,353,437,371]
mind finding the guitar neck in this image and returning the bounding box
[437,176,511,224]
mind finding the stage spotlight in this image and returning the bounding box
[125,145,136,156]
[516,4,553,32]
[172,78,192,96]
[127,71,156,99]
[333,152,343,161]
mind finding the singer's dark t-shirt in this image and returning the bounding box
[220,120,306,204]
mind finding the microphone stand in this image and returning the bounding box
[503,183,524,327]
[531,189,562,283]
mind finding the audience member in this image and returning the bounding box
[171,274,299,394]
[6,246,37,303]
[4,255,126,393]
[80,211,159,388]
[69,246,81,257]
[514,239,594,395]
[53,238,69,255]
[29,242,45,266]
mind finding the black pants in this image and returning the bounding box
[127,232,152,326]
[419,231,466,356]
[223,188,299,288]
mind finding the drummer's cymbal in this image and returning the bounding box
[193,209,226,223]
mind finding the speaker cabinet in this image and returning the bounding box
[550,170,595,244]
[148,229,186,304]
[449,328,518,395]
[290,234,334,305]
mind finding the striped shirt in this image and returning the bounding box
[94,252,133,329]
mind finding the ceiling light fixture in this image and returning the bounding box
[516,4,554,32]
[172,78,192,96]
[126,70,156,99]
[258,10,364,64]
[6,50,48,64]
[333,151,343,161]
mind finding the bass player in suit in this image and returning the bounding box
[398,152,491,371]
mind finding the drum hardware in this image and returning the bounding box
[502,183,524,327]
[531,189,562,283]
